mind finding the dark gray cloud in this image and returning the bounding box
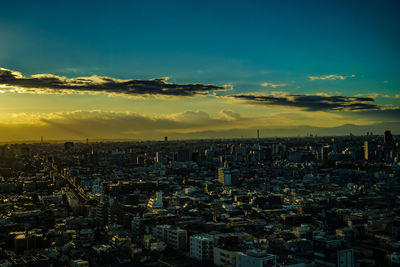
[0,68,226,97]
[345,108,400,121]
[228,93,379,111]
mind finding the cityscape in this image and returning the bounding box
[0,131,399,266]
[1,0,400,266]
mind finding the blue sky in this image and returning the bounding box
[2,0,399,88]
[0,0,399,140]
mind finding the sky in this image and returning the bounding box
[0,0,399,141]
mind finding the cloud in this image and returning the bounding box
[0,110,249,141]
[227,93,378,111]
[309,74,356,81]
[260,82,287,88]
[0,67,226,97]
[355,93,400,99]
[218,110,241,121]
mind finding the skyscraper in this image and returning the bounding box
[218,161,232,186]
[363,141,369,161]
[384,130,393,149]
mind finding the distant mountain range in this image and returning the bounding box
[1,122,398,143]
[169,122,400,139]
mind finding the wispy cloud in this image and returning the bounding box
[227,93,378,111]
[355,93,400,99]
[0,68,226,97]
[260,82,287,88]
[309,74,356,81]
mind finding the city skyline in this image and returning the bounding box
[1,0,400,141]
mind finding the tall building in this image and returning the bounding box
[363,141,369,161]
[166,227,187,250]
[107,197,121,225]
[384,130,393,149]
[152,225,187,250]
[218,161,232,186]
[320,146,331,162]
[96,199,108,228]
[363,141,377,161]
[190,234,214,262]
[155,152,164,164]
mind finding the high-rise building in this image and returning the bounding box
[218,161,232,186]
[155,152,164,164]
[152,225,187,250]
[96,199,108,228]
[190,234,214,262]
[166,227,187,250]
[320,146,330,162]
[384,130,393,149]
[363,141,377,161]
[363,141,369,160]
